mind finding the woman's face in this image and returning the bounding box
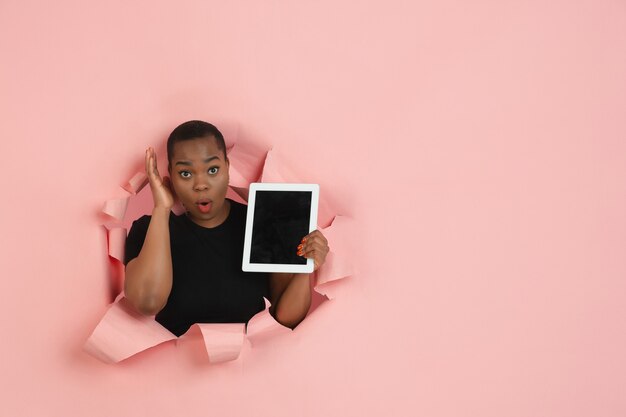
[168,136,230,228]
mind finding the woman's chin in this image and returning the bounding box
[190,209,213,220]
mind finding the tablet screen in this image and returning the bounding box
[243,183,319,273]
[250,190,312,265]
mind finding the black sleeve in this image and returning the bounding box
[262,273,271,301]
[124,215,151,266]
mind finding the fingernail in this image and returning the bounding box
[297,244,303,250]
[301,237,307,243]
[297,250,303,256]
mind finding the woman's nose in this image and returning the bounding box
[193,177,209,191]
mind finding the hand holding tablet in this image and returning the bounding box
[242,183,320,273]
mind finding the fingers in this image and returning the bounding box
[296,230,330,271]
[145,148,151,177]
[299,247,328,271]
[302,230,328,246]
[299,242,329,258]
[145,147,163,186]
[144,147,174,210]
[145,147,154,179]
[298,231,329,252]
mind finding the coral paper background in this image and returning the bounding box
[1,1,626,416]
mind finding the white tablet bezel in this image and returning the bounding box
[242,183,319,273]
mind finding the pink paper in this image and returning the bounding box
[106,227,127,263]
[122,172,148,195]
[229,185,250,202]
[314,215,354,299]
[193,323,246,363]
[84,296,177,363]
[226,141,267,188]
[260,149,334,227]
[246,298,292,346]
[85,296,290,363]
[102,196,129,222]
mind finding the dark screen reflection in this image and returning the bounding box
[250,191,312,264]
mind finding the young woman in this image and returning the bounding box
[123,121,329,337]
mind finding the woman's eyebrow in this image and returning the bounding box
[175,156,220,166]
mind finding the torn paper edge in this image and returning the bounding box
[86,140,353,364]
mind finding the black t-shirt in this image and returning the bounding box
[124,199,270,336]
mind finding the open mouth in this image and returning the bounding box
[196,199,212,213]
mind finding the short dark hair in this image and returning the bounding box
[166,120,227,167]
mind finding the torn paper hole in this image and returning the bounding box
[86,135,353,364]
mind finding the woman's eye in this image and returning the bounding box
[179,171,191,178]
[208,167,219,175]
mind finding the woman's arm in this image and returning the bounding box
[269,273,311,329]
[124,148,175,315]
[269,230,330,329]
[124,207,173,315]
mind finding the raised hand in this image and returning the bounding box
[145,147,174,210]
[297,230,330,271]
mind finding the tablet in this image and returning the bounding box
[242,183,320,273]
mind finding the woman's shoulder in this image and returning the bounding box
[228,198,247,212]
[219,199,247,230]
[129,212,178,230]
[228,198,248,218]
[128,214,151,230]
